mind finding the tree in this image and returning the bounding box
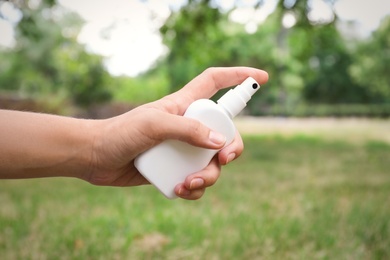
[349,16,390,103]
[158,0,364,110]
[289,24,367,103]
[160,0,226,92]
[0,0,111,107]
[158,0,281,112]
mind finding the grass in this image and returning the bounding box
[1,130,390,259]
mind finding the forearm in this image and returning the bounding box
[0,110,95,179]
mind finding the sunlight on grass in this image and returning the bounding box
[234,117,390,144]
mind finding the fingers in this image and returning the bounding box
[174,156,221,200]
[218,131,244,165]
[183,67,269,100]
[173,132,243,200]
[164,67,269,114]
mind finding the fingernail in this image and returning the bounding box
[226,153,236,164]
[178,187,191,196]
[190,178,205,189]
[209,131,226,146]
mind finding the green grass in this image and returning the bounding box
[1,135,390,259]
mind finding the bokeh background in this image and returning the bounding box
[1,0,389,259]
[1,0,390,116]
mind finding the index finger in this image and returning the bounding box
[166,67,269,114]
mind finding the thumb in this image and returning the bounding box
[144,112,226,150]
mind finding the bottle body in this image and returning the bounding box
[134,99,236,199]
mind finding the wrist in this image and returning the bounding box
[70,118,104,181]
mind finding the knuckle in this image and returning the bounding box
[203,67,217,76]
[234,137,245,156]
[202,67,221,91]
[188,119,203,135]
[182,119,206,142]
[138,110,166,141]
[189,189,205,200]
[204,171,219,187]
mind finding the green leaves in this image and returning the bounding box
[158,0,390,111]
[0,0,111,108]
[349,16,390,103]
[1,0,388,115]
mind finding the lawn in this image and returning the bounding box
[1,119,389,259]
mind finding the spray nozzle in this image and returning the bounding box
[217,77,261,118]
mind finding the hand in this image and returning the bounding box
[86,67,268,200]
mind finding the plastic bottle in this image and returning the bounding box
[134,77,261,199]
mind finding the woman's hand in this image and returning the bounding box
[0,67,268,200]
[87,67,268,199]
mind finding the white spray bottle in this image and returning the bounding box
[134,77,261,199]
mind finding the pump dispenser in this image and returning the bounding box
[134,77,260,199]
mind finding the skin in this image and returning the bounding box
[0,67,268,200]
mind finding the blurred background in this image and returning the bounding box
[1,0,389,117]
[1,0,390,259]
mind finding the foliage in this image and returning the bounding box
[0,0,112,108]
[1,0,389,115]
[159,0,226,91]
[53,44,112,106]
[349,16,390,103]
[157,0,390,114]
[112,69,170,105]
[288,24,368,103]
